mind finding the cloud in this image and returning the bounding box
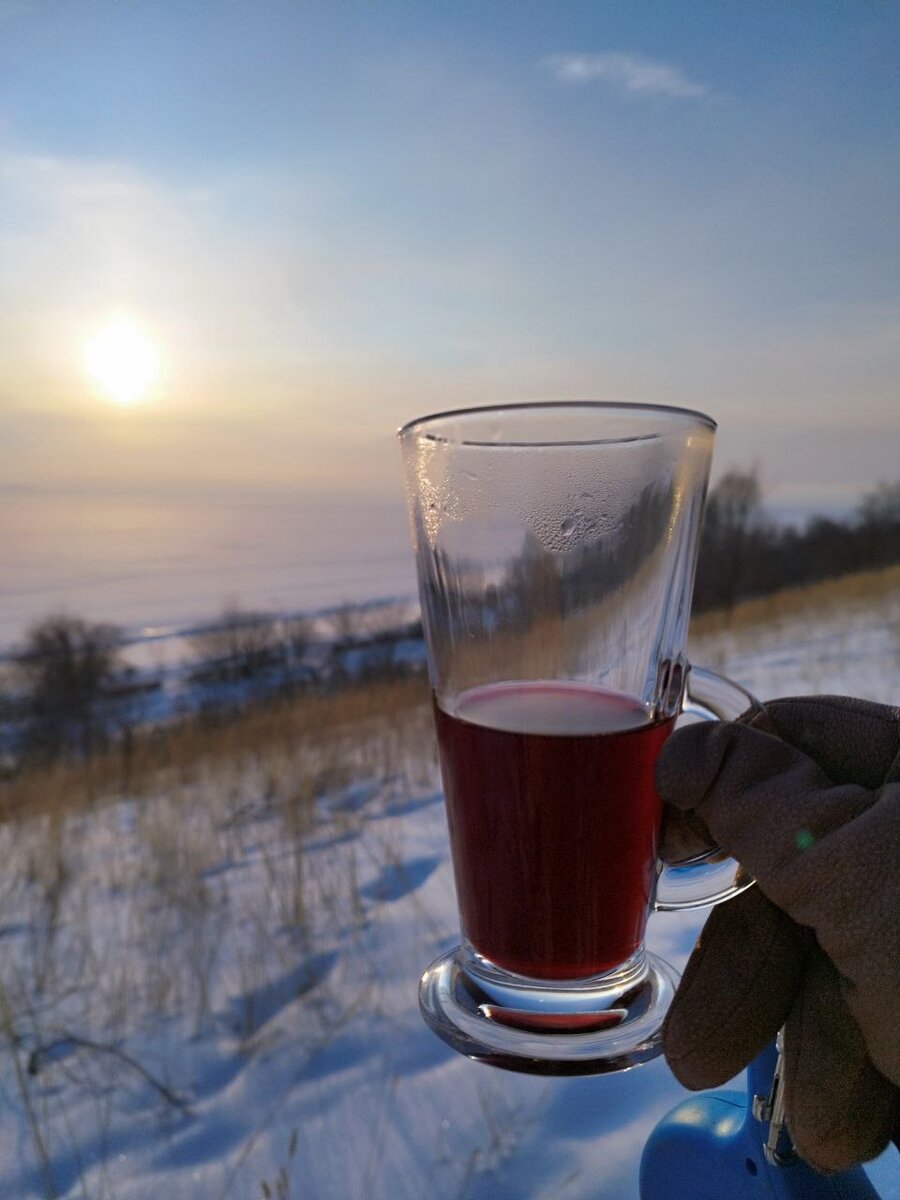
[544,52,707,99]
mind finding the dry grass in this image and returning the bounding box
[1,673,431,824]
[7,566,899,824]
[0,664,443,1199]
[690,563,900,638]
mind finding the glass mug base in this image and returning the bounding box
[419,945,680,1076]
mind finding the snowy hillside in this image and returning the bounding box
[0,582,897,1200]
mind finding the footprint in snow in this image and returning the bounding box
[226,950,339,1037]
[372,792,443,821]
[359,855,441,903]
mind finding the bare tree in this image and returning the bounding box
[277,615,315,690]
[190,605,280,682]
[856,479,900,568]
[329,602,361,647]
[13,614,122,762]
[695,467,765,614]
[706,467,762,536]
[282,615,314,661]
[858,479,900,528]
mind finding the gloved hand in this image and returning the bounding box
[656,694,900,1173]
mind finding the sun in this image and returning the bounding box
[83,316,161,407]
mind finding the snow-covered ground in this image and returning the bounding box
[688,584,900,705]
[0,589,897,1200]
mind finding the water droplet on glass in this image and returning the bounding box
[560,516,576,538]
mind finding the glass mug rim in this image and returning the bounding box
[398,400,717,447]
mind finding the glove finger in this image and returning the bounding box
[750,696,900,787]
[655,719,877,919]
[655,720,875,860]
[663,887,810,1089]
[783,947,899,1173]
[660,720,900,1086]
[658,700,786,862]
[658,806,714,863]
[660,692,900,859]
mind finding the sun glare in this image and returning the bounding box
[83,317,161,406]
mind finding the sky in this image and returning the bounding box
[1,0,899,514]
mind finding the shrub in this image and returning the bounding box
[13,614,123,762]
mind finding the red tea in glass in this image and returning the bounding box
[434,681,675,981]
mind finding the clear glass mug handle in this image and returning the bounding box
[654,665,758,911]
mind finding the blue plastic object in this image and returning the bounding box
[640,1043,881,1199]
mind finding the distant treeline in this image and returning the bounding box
[4,473,899,771]
[693,472,900,614]
[1,601,423,770]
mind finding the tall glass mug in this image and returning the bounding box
[399,403,754,1075]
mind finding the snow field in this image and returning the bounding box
[0,586,897,1198]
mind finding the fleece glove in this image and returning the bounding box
[656,695,900,1173]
